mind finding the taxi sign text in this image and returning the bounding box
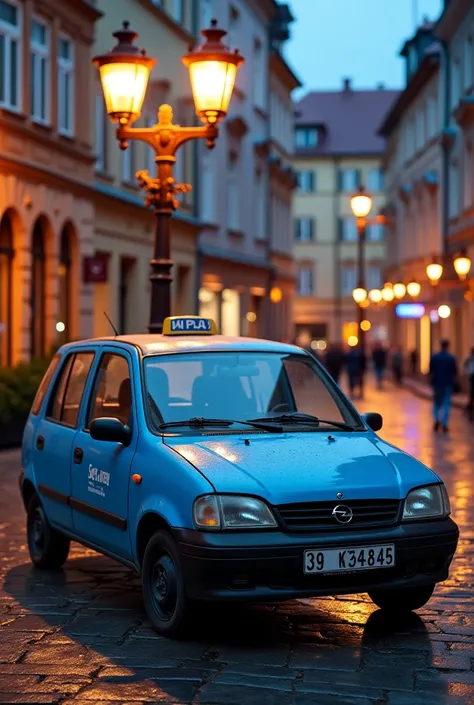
[163,316,217,335]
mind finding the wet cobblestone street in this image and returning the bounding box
[1,381,474,704]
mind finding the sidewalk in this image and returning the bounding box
[402,376,469,409]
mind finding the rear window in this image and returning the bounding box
[31,354,61,415]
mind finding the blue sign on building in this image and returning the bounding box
[395,303,425,319]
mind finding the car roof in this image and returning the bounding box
[60,335,306,357]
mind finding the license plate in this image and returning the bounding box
[304,544,395,574]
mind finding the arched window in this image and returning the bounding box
[58,224,72,341]
[31,219,46,358]
[0,213,14,366]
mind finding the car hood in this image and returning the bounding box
[165,432,439,505]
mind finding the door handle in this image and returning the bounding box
[73,447,83,464]
[36,435,45,451]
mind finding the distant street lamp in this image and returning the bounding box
[369,288,383,303]
[426,260,443,286]
[453,250,472,281]
[381,284,395,302]
[438,304,451,319]
[93,20,244,333]
[406,281,421,297]
[352,287,368,304]
[350,186,372,368]
[393,282,407,299]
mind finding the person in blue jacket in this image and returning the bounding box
[429,339,458,433]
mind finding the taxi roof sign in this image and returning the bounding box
[163,316,217,335]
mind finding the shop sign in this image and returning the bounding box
[395,303,425,319]
[83,254,108,283]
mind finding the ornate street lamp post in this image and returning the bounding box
[93,20,244,333]
[350,185,372,358]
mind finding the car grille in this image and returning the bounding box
[276,499,401,531]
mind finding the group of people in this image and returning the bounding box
[319,342,405,398]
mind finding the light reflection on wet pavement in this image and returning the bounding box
[0,381,473,704]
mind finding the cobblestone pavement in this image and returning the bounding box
[1,381,474,704]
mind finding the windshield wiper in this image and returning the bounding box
[249,412,356,431]
[158,417,283,433]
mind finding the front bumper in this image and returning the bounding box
[174,518,459,601]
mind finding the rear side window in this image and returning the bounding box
[47,352,95,427]
[31,354,61,415]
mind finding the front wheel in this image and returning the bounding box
[27,494,70,569]
[368,584,435,613]
[141,530,192,638]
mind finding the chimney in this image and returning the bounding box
[343,77,351,92]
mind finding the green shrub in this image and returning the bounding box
[0,349,58,424]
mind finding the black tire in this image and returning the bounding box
[141,530,192,638]
[369,584,435,613]
[27,494,70,569]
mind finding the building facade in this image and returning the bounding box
[380,1,474,370]
[92,0,201,339]
[197,0,298,341]
[380,23,444,374]
[292,81,398,348]
[0,0,101,366]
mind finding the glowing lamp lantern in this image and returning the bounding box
[270,286,283,304]
[393,283,406,299]
[182,20,244,126]
[352,287,368,304]
[426,262,443,285]
[454,252,471,281]
[350,186,372,218]
[382,286,395,302]
[406,281,421,297]
[369,288,383,303]
[93,22,156,125]
[438,304,451,319]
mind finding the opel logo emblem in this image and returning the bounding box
[332,504,353,524]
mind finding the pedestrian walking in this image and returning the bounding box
[464,347,474,422]
[372,343,388,390]
[346,345,366,399]
[391,346,403,386]
[324,343,345,385]
[410,349,418,376]
[429,340,458,433]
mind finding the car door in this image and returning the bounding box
[32,350,96,532]
[70,348,137,559]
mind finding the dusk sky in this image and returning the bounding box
[285,0,444,96]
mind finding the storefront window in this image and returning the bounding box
[0,212,13,366]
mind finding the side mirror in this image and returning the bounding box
[362,412,383,432]
[90,417,132,446]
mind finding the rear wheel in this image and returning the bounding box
[27,494,70,569]
[368,584,435,613]
[141,530,193,638]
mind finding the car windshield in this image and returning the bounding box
[142,351,361,432]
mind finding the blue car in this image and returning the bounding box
[20,316,459,637]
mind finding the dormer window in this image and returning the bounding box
[295,127,318,148]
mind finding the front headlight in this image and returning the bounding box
[402,484,450,521]
[193,495,278,530]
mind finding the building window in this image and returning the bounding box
[0,0,21,110]
[227,153,239,231]
[201,0,212,28]
[228,5,239,49]
[451,58,461,109]
[30,18,50,124]
[366,223,385,242]
[297,264,314,295]
[201,151,214,223]
[339,169,360,192]
[58,224,73,342]
[169,0,184,24]
[95,95,107,172]
[30,218,46,358]
[58,36,74,136]
[340,217,358,241]
[295,127,318,148]
[367,266,382,290]
[427,96,437,139]
[294,217,315,241]
[253,38,265,109]
[121,144,134,184]
[366,168,383,191]
[296,170,315,193]
[221,288,240,336]
[415,108,424,151]
[0,211,13,366]
[464,37,473,89]
[341,265,357,296]
[254,169,265,239]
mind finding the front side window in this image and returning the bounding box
[58,36,74,135]
[0,0,21,110]
[30,18,50,124]
[47,352,94,427]
[88,353,132,427]
[143,352,360,431]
